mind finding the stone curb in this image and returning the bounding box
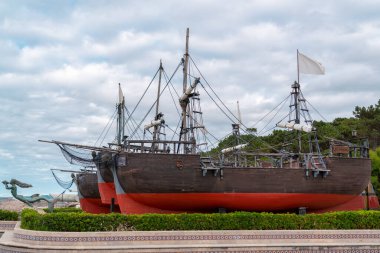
[0,221,17,232]
[1,222,380,252]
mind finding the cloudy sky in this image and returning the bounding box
[1,0,379,196]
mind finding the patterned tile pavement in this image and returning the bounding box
[1,248,380,253]
[0,222,17,232]
[2,223,380,252]
[12,232,380,242]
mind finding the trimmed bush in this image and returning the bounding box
[0,209,18,221]
[43,207,83,213]
[21,209,127,231]
[21,209,380,232]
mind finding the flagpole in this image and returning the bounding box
[296,49,301,153]
[297,49,300,84]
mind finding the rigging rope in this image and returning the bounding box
[170,118,182,141]
[306,100,329,122]
[259,125,278,136]
[198,81,237,124]
[124,67,161,131]
[257,95,290,135]
[187,109,220,143]
[58,144,95,167]
[130,61,183,138]
[189,55,281,152]
[252,94,291,129]
[51,169,74,190]
[100,112,117,146]
[163,70,181,117]
[190,56,243,125]
[124,105,143,139]
[94,109,117,147]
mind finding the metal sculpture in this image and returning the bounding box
[2,179,56,212]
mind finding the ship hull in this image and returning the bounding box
[79,198,113,214]
[113,153,373,214]
[117,192,361,214]
[76,173,120,214]
[315,184,380,213]
[97,182,119,205]
[96,170,119,205]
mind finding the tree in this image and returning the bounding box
[353,99,380,119]
[353,99,380,148]
[369,147,380,197]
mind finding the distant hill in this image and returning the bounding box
[0,197,13,202]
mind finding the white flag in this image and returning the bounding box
[298,51,325,75]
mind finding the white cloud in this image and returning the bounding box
[0,0,379,195]
[0,149,14,159]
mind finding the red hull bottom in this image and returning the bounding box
[369,196,380,209]
[98,182,119,205]
[315,195,379,213]
[116,193,378,214]
[79,198,120,214]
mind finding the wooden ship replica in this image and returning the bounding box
[41,29,379,214]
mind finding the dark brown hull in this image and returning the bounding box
[95,152,119,205]
[112,153,372,213]
[75,173,120,213]
[76,173,101,199]
[115,153,370,194]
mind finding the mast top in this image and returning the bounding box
[185,28,189,56]
[183,28,190,93]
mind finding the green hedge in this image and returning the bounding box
[21,209,128,231]
[43,207,83,213]
[0,209,18,221]
[21,209,380,232]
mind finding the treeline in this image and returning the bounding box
[211,99,380,152]
[208,99,380,194]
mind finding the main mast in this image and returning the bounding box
[178,28,200,154]
[180,28,190,153]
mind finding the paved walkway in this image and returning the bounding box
[1,221,380,252]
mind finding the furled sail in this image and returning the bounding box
[179,77,200,103]
[221,143,248,154]
[144,118,165,130]
[276,122,313,133]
